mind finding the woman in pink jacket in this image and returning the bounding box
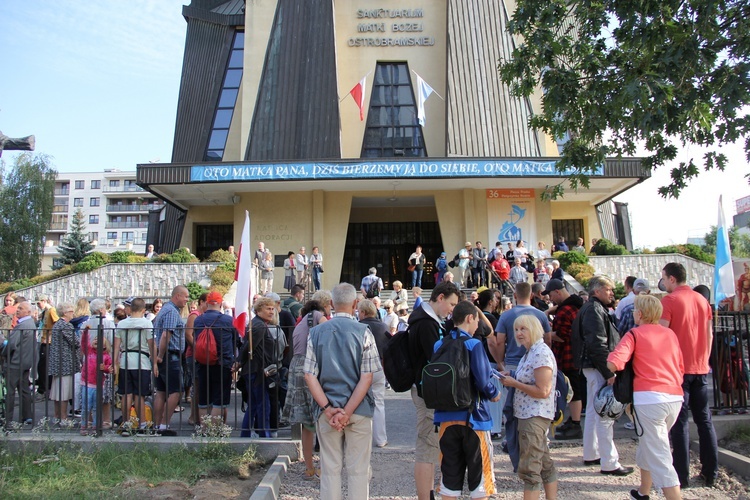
[80,327,113,435]
[607,294,684,500]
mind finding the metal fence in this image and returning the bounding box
[0,317,290,437]
[713,311,750,413]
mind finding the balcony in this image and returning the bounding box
[52,205,69,213]
[105,221,148,229]
[54,189,70,196]
[106,204,163,212]
[48,222,68,231]
[102,185,146,193]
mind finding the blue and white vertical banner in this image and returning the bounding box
[486,189,536,253]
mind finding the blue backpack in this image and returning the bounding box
[553,370,571,426]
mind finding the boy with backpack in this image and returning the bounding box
[429,300,501,499]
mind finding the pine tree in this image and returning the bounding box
[55,208,93,268]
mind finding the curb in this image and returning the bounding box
[249,455,291,500]
[691,440,750,478]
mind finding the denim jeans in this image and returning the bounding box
[669,374,718,485]
[411,269,423,288]
[312,266,322,290]
[81,385,98,428]
[241,373,270,437]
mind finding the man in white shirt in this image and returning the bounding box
[614,276,636,320]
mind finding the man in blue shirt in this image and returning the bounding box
[433,301,500,499]
[152,285,190,435]
[494,282,551,470]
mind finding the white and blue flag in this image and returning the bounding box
[714,195,735,308]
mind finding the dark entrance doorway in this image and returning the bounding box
[552,219,584,249]
[341,222,442,290]
[195,224,233,260]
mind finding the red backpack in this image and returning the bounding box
[194,320,219,365]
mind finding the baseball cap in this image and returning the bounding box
[206,291,223,305]
[633,278,650,294]
[265,292,281,302]
[36,294,49,302]
[123,296,135,307]
[542,279,565,295]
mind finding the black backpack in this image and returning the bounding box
[382,329,416,392]
[421,334,474,411]
[365,276,381,299]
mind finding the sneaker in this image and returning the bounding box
[624,421,635,430]
[630,488,649,500]
[556,425,583,440]
[556,418,574,432]
[24,419,33,426]
[158,428,178,437]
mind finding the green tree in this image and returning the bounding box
[0,153,57,281]
[499,0,750,199]
[702,225,750,257]
[55,208,94,268]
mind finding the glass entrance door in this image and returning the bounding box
[341,221,442,290]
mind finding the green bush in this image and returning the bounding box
[74,252,110,273]
[576,273,594,288]
[186,281,209,301]
[109,250,138,263]
[590,238,630,256]
[210,268,235,288]
[9,278,34,291]
[553,250,589,270]
[614,282,626,300]
[653,244,714,264]
[566,262,595,277]
[155,247,199,263]
[205,249,236,262]
[217,261,236,273]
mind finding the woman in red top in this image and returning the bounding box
[607,294,684,500]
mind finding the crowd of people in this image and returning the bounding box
[0,251,724,499]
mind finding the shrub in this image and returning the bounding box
[554,250,589,270]
[590,238,630,256]
[576,273,594,288]
[186,281,209,301]
[209,268,235,288]
[206,249,235,263]
[614,282,626,300]
[10,278,34,291]
[127,255,150,263]
[653,244,714,264]
[74,251,110,273]
[109,251,138,263]
[217,261,236,273]
[566,263,595,279]
[155,247,200,264]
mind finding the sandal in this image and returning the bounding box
[102,421,113,430]
[175,406,185,413]
[304,468,320,480]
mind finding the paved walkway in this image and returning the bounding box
[279,390,748,499]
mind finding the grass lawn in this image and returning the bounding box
[0,442,263,499]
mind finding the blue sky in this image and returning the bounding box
[1,1,748,249]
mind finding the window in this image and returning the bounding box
[124,179,137,187]
[122,232,134,242]
[205,31,244,161]
[107,232,117,240]
[91,180,101,189]
[89,232,98,242]
[89,215,99,224]
[90,197,100,207]
[74,180,84,189]
[141,232,148,243]
[109,180,120,187]
[361,63,426,158]
[73,198,84,207]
